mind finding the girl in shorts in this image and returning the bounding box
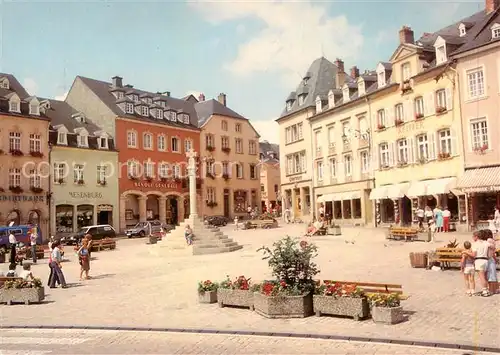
[461,241,475,296]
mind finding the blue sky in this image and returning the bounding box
[0,0,483,142]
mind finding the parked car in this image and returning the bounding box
[61,224,116,245]
[125,220,163,238]
[205,216,229,227]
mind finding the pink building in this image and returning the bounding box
[455,0,500,229]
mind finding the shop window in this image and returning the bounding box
[334,201,342,219]
[342,200,352,219]
[353,199,362,218]
[56,205,73,233]
[381,200,395,223]
[77,205,94,230]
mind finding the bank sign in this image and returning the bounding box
[0,195,44,202]
[134,182,178,189]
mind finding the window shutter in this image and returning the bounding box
[407,137,415,163]
[388,142,395,166]
[428,132,436,160]
[426,92,435,116]
[445,87,453,110]
[450,128,458,156]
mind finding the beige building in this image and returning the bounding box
[46,99,120,236]
[259,141,280,210]
[195,93,261,218]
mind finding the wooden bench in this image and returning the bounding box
[388,227,419,241]
[91,238,116,252]
[323,280,408,300]
[434,248,463,270]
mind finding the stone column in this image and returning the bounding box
[119,196,126,232]
[159,196,167,224]
[72,205,78,233]
[178,196,185,223]
[188,154,197,218]
[350,199,355,220]
[291,189,297,220]
[50,200,56,236]
[300,187,306,216]
[93,205,98,225]
[138,196,147,222]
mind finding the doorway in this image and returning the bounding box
[224,189,230,218]
[167,197,178,225]
[401,196,412,226]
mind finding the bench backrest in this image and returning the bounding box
[322,280,403,295]
[390,228,418,233]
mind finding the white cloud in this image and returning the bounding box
[236,23,246,35]
[251,119,279,143]
[55,91,68,101]
[189,0,363,86]
[23,78,38,95]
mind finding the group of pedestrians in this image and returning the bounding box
[415,205,452,233]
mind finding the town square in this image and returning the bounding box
[1,0,500,353]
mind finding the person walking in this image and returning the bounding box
[30,229,38,263]
[416,206,425,230]
[49,241,67,288]
[8,231,17,265]
[442,207,451,232]
[434,206,444,233]
[77,239,90,280]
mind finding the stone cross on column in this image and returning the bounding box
[186,149,198,218]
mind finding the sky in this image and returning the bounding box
[0,0,484,143]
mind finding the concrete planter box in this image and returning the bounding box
[313,295,369,320]
[328,226,341,235]
[253,292,313,318]
[372,306,404,324]
[0,287,45,305]
[198,290,217,304]
[217,288,254,310]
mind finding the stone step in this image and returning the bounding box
[195,240,239,249]
[192,244,243,255]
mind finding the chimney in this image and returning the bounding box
[334,58,344,72]
[198,93,205,102]
[162,91,170,97]
[112,76,123,88]
[350,66,360,79]
[334,58,346,89]
[486,0,500,13]
[218,93,227,106]
[124,84,133,89]
[399,26,414,44]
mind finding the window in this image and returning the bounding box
[417,134,429,160]
[127,131,137,148]
[159,163,169,178]
[141,106,149,116]
[235,123,241,132]
[328,126,335,148]
[414,97,424,117]
[377,71,385,87]
[73,164,85,183]
[54,163,66,183]
[221,120,228,131]
[329,158,336,177]
[314,130,322,153]
[298,94,305,105]
[172,164,180,178]
[235,138,243,153]
[377,109,386,127]
[491,24,500,39]
[77,134,88,148]
[459,24,466,37]
[9,132,21,151]
[466,68,485,99]
[249,164,257,179]
[127,160,138,177]
[249,140,257,155]
[221,136,229,149]
[171,111,177,121]
[285,151,306,175]
[9,99,19,112]
[395,104,404,122]
[57,131,67,145]
[359,117,368,134]
[285,123,303,143]
[344,155,352,176]
[397,139,408,164]
[439,129,452,154]
[342,121,350,139]
[402,62,411,81]
[236,164,243,179]
[9,168,21,187]
[184,139,192,153]
[97,165,107,184]
[317,160,324,181]
[29,102,40,115]
[206,160,214,175]
[436,45,446,64]
[171,137,179,152]
[29,134,41,153]
[132,94,139,102]
[206,187,216,203]
[145,161,154,178]
[158,135,166,151]
[471,118,488,150]
[436,89,447,110]
[286,101,292,111]
[222,162,230,175]
[360,151,369,173]
[29,169,41,188]
[143,133,153,150]
[125,102,134,114]
[205,134,214,148]
[156,109,163,119]
[98,136,108,149]
[379,143,390,168]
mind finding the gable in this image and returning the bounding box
[389,44,417,63]
[434,36,446,47]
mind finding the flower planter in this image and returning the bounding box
[253,292,313,318]
[198,290,217,304]
[0,287,45,305]
[371,305,404,324]
[328,226,341,235]
[313,295,369,320]
[217,288,254,310]
[409,252,428,268]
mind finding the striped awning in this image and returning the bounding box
[386,183,410,199]
[406,180,429,198]
[426,177,457,195]
[317,194,332,203]
[457,167,500,193]
[369,186,388,200]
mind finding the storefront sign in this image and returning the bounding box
[134,182,178,189]
[69,192,103,199]
[397,121,424,136]
[289,176,303,182]
[97,204,113,212]
[0,195,44,202]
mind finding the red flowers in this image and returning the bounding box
[262,282,276,296]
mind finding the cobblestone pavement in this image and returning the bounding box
[1,225,499,349]
[0,329,494,354]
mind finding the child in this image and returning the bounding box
[428,219,437,242]
[6,263,17,277]
[184,225,193,245]
[486,235,498,294]
[19,263,34,280]
[461,241,475,296]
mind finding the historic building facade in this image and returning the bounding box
[0,74,50,238]
[66,75,200,231]
[195,93,261,218]
[259,141,281,211]
[46,99,119,236]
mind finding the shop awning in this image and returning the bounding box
[406,181,429,198]
[386,183,410,199]
[426,177,457,195]
[457,167,500,193]
[369,186,388,200]
[317,194,332,203]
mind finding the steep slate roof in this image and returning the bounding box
[451,8,500,54]
[76,76,199,130]
[195,99,246,127]
[259,141,279,158]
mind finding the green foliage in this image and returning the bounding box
[315,282,365,298]
[368,293,401,308]
[2,278,42,289]
[446,239,459,248]
[197,280,218,294]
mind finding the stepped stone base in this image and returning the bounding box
[157,214,242,255]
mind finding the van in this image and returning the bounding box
[60,224,116,245]
[0,225,43,253]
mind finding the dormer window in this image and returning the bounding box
[315,96,322,113]
[377,71,385,87]
[286,101,293,111]
[342,87,350,102]
[298,94,305,106]
[77,134,88,148]
[434,36,447,65]
[9,96,20,113]
[171,111,177,121]
[117,91,124,99]
[492,23,500,39]
[98,136,108,149]
[402,62,411,81]
[141,106,149,116]
[328,90,335,109]
[125,102,134,114]
[0,77,9,89]
[358,81,365,96]
[183,114,190,124]
[156,109,163,119]
[459,23,467,37]
[72,112,86,123]
[57,131,67,145]
[133,94,139,102]
[29,101,40,115]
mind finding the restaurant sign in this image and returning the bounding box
[69,192,103,199]
[397,121,424,136]
[134,182,178,189]
[0,195,44,202]
[289,176,303,183]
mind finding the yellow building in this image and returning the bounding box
[259,141,280,211]
[195,93,261,219]
[368,26,466,229]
